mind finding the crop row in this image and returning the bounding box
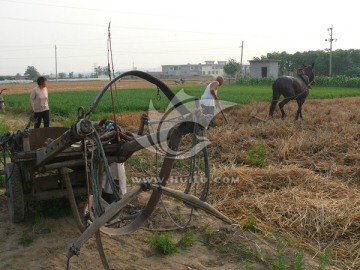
[237,75,360,88]
[4,86,360,121]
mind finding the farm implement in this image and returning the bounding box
[0,71,231,269]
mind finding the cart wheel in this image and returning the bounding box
[5,163,25,223]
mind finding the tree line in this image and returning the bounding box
[2,49,360,81]
[261,49,360,77]
[0,65,113,81]
[222,49,360,79]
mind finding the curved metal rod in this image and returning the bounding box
[100,184,231,236]
[85,70,190,118]
[100,123,183,235]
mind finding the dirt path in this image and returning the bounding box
[0,187,265,270]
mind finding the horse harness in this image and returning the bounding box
[290,74,313,100]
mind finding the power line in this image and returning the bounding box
[0,0,198,20]
[0,46,238,60]
[0,16,237,36]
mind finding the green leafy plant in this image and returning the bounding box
[149,233,177,255]
[244,262,256,270]
[0,175,5,188]
[178,229,195,249]
[0,121,9,134]
[200,224,214,243]
[294,249,305,270]
[273,237,289,270]
[318,246,332,270]
[173,209,184,223]
[243,212,257,232]
[19,231,33,247]
[246,140,267,167]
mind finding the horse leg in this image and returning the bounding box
[295,99,305,120]
[278,98,291,119]
[269,92,280,117]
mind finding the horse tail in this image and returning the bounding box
[269,81,280,116]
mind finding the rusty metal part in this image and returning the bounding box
[35,120,93,168]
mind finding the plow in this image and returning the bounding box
[0,71,232,269]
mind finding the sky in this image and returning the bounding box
[0,0,358,75]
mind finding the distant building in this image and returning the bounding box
[162,60,226,78]
[14,74,31,80]
[201,60,226,77]
[249,59,280,78]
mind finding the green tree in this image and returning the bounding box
[24,66,40,80]
[102,66,110,77]
[263,49,360,77]
[94,66,103,76]
[68,72,74,78]
[223,58,240,79]
[58,72,66,79]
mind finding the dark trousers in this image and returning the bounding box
[34,110,50,128]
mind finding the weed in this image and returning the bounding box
[317,246,332,270]
[126,154,155,172]
[19,231,33,247]
[293,249,305,270]
[149,233,177,255]
[246,140,267,167]
[243,212,257,232]
[0,175,5,188]
[173,159,188,170]
[201,224,214,244]
[273,237,289,270]
[0,121,9,134]
[177,229,195,249]
[173,209,184,223]
[244,262,256,270]
[255,243,266,262]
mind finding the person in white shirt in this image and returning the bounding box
[200,76,224,118]
[30,76,50,128]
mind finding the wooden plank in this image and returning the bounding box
[33,170,86,192]
[24,187,87,201]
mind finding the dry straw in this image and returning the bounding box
[206,97,360,269]
[121,96,360,268]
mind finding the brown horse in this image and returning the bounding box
[269,63,315,120]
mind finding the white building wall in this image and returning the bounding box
[249,61,279,78]
[201,65,225,78]
[162,61,225,77]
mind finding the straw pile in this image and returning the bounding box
[205,97,360,268]
[120,96,360,268]
[208,165,360,268]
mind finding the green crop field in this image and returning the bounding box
[4,85,360,121]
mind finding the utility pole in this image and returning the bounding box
[239,41,244,77]
[325,25,337,76]
[55,45,58,82]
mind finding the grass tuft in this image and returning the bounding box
[177,229,195,249]
[149,233,177,255]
